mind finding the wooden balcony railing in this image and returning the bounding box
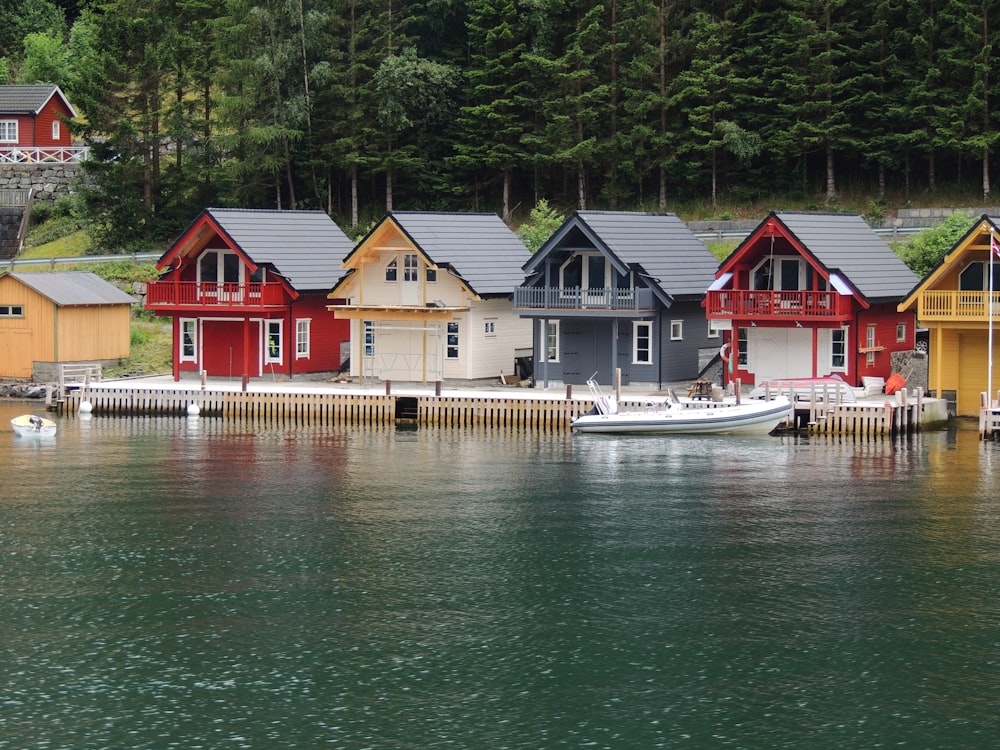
[705,289,848,318]
[0,146,90,164]
[918,290,1000,320]
[146,280,287,308]
[513,286,655,311]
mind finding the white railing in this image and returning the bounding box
[0,146,90,164]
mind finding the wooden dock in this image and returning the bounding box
[57,381,936,436]
[61,385,583,430]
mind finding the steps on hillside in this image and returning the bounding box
[0,206,24,260]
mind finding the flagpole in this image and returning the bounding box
[990,229,996,408]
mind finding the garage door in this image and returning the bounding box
[749,328,813,383]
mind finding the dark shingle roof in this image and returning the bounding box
[527,211,719,299]
[0,85,75,116]
[773,212,918,300]
[9,271,135,306]
[204,208,354,291]
[388,212,530,296]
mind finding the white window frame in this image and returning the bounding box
[385,257,398,282]
[0,304,25,317]
[403,253,419,282]
[265,320,283,364]
[0,120,17,142]
[52,120,60,140]
[866,324,877,366]
[296,318,311,359]
[633,321,653,364]
[670,320,683,341]
[737,327,748,366]
[831,328,847,372]
[363,320,375,357]
[896,323,906,342]
[545,321,560,362]
[484,319,497,337]
[446,321,460,359]
[707,321,721,339]
[180,318,197,362]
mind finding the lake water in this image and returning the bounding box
[1,401,999,749]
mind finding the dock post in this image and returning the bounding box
[435,380,442,397]
[566,384,572,399]
[385,380,392,395]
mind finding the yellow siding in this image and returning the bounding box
[57,305,132,361]
[0,276,56,377]
[0,275,131,377]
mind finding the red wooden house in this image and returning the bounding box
[146,208,353,382]
[704,212,919,387]
[0,85,81,162]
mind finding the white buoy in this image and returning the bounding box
[187,402,201,417]
[79,400,93,414]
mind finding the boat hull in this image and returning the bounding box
[10,414,57,438]
[571,397,791,435]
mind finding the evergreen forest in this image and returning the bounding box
[4,0,1000,251]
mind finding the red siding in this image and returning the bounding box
[291,294,349,375]
[2,99,73,147]
[854,304,914,380]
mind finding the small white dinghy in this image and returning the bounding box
[571,378,791,435]
[11,414,57,438]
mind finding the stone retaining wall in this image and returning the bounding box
[0,163,80,203]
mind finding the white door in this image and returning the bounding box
[749,327,813,382]
[401,253,420,306]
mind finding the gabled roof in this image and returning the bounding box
[343,211,530,297]
[724,212,918,302]
[524,211,719,302]
[0,85,77,118]
[4,271,135,306]
[159,208,354,292]
[898,214,999,311]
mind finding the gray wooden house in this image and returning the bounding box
[513,211,720,387]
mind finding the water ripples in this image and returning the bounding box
[2,407,1000,747]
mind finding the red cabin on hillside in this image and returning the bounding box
[0,84,83,163]
[704,212,919,387]
[146,208,354,382]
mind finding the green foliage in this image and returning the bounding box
[18,30,70,84]
[517,199,564,253]
[80,260,159,285]
[130,326,150,347]
[109,319,173,376]
[11,0,1000,240]
[898,212,976,277]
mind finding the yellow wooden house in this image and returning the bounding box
[898,214,1000,416]
[0,271,135,379]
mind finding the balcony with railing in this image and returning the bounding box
[513,286,656,313]
[146,280,288,310]
[705,289,850,320]
[0,146,90,164]
[917,290,1000,321]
